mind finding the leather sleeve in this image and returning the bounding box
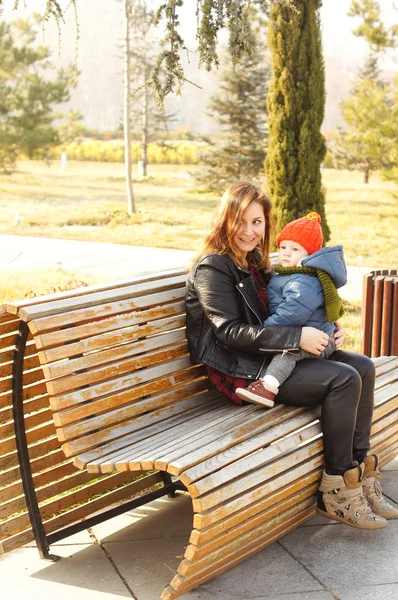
[194,257,302,354]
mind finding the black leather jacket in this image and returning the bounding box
[185,253,302,380]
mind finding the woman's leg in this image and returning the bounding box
[276,356,364,474]
[328,351,375,464]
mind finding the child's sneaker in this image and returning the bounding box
[235,380,275,407]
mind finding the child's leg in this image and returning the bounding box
[265,336,335,387]
[235,336,335,408]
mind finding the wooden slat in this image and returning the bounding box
[45,328,186,385]
[23,274,187,326]
[392,281,398,355]
[68,379,211,463]
[8,268,186,314]
[360,273,374,356]
[42,318,185,378]
[187,422,321,500]
[172,406,313,481]
[176,500,315,580]
[51,355,192,418]
[128,404,257,472]
[58,368,209,446]
[191,439,323,512]
[189,480,318,549]
[380,278,393,356]
[91,395,226,473]
[36,300,185,355]
[193,456,324,530]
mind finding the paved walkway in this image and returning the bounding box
[0,234,374,301]
[1,458,398,599]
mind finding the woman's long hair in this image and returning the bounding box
[195,181,273,269]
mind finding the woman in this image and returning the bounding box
[185,181,398,530]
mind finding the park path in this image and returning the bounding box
[0,233,372,301]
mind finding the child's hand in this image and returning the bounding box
[334,321,345,350]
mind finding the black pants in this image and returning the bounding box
[274,351,375,475]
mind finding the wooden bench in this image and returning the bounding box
[3,268,398,599]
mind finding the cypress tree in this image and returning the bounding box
[265,0,330,241]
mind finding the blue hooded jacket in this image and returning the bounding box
[265,245,347,335]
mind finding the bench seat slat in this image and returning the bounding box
[187,421,322,500]
[127,405,260,471]
[51,355,192,413]
[174,407,316,483]
[22,274,187,324]
[36,299,185,353]
[177,498,315,579]
[185,489,316,561]
[193,440,323,513]
[193,457,324,530]
[56,366,206,443]
[153,407,312,474]
[73,389,217,467]
[374,380,398,408]
[47,340,188,396]
[62,374,208,458]
[88,402,233,473]
[43,324,186,380]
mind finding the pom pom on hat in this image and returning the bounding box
[277,212,323,255]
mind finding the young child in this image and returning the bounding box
[236,212,347,407]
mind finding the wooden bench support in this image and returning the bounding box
[2,270,397,599]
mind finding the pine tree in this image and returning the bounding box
[334,0,398,184]
[0,16,75,169]
[357,53,381,83]
[197,36,271,193]
[265,0,330,242]
[335,77,396,184]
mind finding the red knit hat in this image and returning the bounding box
[277,212,323,255]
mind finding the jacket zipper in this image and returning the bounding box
[236,285,263,325]
[237,283,299,353]
[259,347,299,353]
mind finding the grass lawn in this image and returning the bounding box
[1,160,396,352]
[1,160,397,267]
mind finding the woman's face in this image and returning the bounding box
[233,202,266,256]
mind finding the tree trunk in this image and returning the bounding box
[124,0,135,214]
[141,63,148,177]
[364,164,370,184]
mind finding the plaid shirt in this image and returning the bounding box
[207,256,268,405]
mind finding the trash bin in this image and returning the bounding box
[360,270,398,357]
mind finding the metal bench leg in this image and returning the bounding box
[159,472,182,498]
[12,322,59,562]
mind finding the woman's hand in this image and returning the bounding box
[299,327,330,355]
[334,321,345,350]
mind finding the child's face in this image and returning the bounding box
[278,240,309,267]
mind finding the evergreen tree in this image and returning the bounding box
[197,35,271,193]
[357,52,381,83]
[0,16,75,169]
[265,0,329,241]
[334,0,398,183]
[335,77,396,184]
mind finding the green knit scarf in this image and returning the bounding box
[273,265,344,323]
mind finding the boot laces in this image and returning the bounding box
[351,488,372,514]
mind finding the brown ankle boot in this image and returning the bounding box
[363,454,398,519]
[316,463,387,529]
